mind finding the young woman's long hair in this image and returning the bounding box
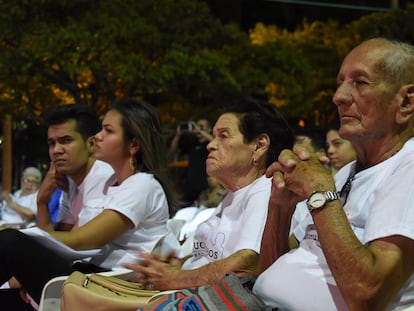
[111,98,179,214]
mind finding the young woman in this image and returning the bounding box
[0,98,177,310]
[325,122,356,174]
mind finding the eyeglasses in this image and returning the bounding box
[23,178,40,185]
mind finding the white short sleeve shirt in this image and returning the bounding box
[87,172,170,268]
[253,138,414,310]
[182,175,271,270]
[0,190,38,223]
[57,160,114,225]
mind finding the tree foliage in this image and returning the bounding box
[0,0,311,123]
[2,1,414,172]
[248,7,414,126]
[343,8,414,47]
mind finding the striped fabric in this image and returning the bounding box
[137,273,267,311]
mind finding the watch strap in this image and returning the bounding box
[324,190,340,201]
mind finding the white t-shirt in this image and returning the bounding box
[57,160,114,225]
[253,138,414,310]
[182,175,270,270]
[84,172,170,269]
[0,190,38,224]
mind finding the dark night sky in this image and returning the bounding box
[204,0,407,31]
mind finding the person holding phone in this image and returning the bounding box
[169,118,213,206]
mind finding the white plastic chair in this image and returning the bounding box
[178,208,215,241]
[172,206,199,222]
[166,218,186,240]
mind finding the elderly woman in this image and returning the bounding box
[0,167,42,225]
[125,98,294,291]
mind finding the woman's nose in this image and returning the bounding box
[95,130,103,141]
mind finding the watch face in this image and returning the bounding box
[309,192,326,208]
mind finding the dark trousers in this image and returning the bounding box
[0,229,75,307]
[0,288,36,311]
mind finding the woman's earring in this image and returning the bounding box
[252,157,259,166]
[130,155,137,171]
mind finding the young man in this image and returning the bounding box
[0,104,113,310]
[255,38,414,310]
[36,105,114,231]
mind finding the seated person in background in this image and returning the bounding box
[196,176,227,208]
[0,99,178,310]
[294,126,326,154]
[0,167,42,226]
[125,98,295,291]
[325,120,356,174]
[254,38,414,310]
[169,117,213,206]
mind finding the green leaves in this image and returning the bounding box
[2,0,414,125]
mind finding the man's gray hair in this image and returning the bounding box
[377,38,414,88]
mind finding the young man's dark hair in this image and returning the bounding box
[44,104,101,140]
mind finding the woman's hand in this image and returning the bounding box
[123,251,183,290]
[1,190,12,205]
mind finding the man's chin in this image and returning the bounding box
[54,166,69,175]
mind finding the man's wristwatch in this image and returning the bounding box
[306,191,340,212]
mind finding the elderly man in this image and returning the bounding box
[254,38,414,310]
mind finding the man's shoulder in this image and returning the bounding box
[90,160,114,177]
[78,160,114,192]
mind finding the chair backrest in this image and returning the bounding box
[172,206,199,222]
[179,208,215,241]
[167,218,186,240]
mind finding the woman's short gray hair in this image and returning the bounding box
[22,167,42,181]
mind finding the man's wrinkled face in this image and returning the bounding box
[333,41,398,143]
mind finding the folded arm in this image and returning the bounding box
[2,191,36,221]
[312,203,414,310]
[259,177,296,272]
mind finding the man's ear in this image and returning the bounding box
[397,84,414,124]
[86,136,95,154]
